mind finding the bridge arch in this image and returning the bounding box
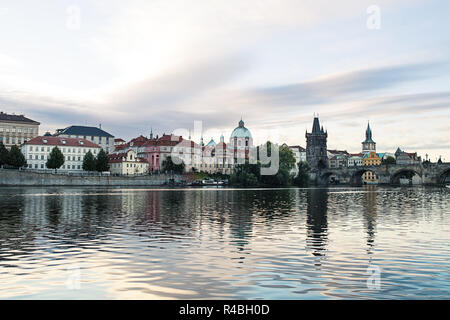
[350,168,379,186]
[319,171,337,185]
[439,168,450,185]
[390,168,422,185]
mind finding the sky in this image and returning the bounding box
[0,0,449,161]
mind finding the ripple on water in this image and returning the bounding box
[0,186,448,299]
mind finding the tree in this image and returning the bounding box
[96,149,110,172]
[293,161,311,187]
[82,151,96,171]
[383,156,396,165]
[260,144,296,186]
[230,163,259,186]
[46,146,65,172]
[0,141,8,166]
[161,156,185,174]
[7,145,27,168]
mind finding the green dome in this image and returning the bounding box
[230,120,252,139]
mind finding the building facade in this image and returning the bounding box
[56,125,114,153]
[288,145,307,176]
[362,151,382,184]
[108,149,149,175]
[306,116,328,171]
[22,136,101,171]
[0,112,40,149]
[395,148,422,165]
[347,153,364,167]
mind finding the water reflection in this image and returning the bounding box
[306,189,328,258]
[362,186,377,255]
[0,186,449,299]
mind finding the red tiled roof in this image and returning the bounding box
[114,138,125,142]
[24,136,100,148]
[108,151,149,164]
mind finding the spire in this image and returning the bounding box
[150,127,153,139]
[366,121,372,140]
[363,121,374,143]
[312,116,321,133]
[239,118,245,128]
[220,134,224,143]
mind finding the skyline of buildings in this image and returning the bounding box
[0,109,439,178]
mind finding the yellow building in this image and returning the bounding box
[0,112,40,149]
[363,152,382,166]
[363,152,381,183]
[108,150,149,175]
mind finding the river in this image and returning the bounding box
[0,186,448,299]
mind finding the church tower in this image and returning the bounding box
[306,116,328,171]
[362,122,376,153]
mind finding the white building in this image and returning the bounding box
[22,136,101,171]
[288,145,307,177]
[289,145,307,163]
[108,149,149,175]
[347,153,364,167]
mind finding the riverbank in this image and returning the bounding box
[0,169,182,186]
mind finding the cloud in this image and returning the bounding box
[246,62,448,108]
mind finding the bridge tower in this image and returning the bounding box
[306,116,328,172]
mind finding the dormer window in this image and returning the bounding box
[79,140,84,145]
[61,140,66,144]
[43,139,48,144]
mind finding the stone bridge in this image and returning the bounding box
[313,163,450,186]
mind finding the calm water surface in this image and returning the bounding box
[0,186,448,299]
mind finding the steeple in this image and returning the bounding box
[150,127,153,139]
[362,121,376,153]
[365,122,373,142]
[239,118,245,128]
[312,116,321,133]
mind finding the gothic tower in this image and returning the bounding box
[362,122,376,153]
[306,116,328,171]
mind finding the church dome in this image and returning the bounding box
[230,119,252,139]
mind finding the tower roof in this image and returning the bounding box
[312,117,321,133]
[363,122,375,143]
